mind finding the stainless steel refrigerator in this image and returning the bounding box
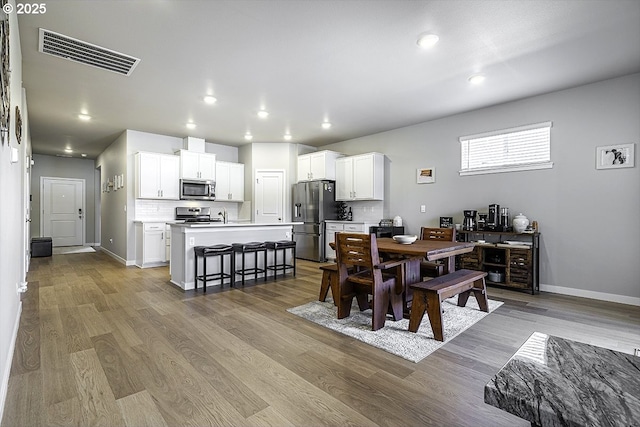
[292,180,337,261]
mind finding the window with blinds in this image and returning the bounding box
[459,122,553,176]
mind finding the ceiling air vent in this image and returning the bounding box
[38,28,140,76]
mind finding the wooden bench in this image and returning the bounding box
[319,264,339,304]
[408,269,489,341]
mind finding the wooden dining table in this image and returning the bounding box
[374,237,475,316]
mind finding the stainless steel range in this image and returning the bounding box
[175,207,221,223]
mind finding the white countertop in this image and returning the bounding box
[170,221,301,228]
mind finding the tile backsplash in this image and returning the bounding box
[134,199,239,221]
[347,200,384,222]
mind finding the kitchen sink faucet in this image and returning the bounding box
[218,208,228,224]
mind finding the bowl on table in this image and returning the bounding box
[392,235,417,245]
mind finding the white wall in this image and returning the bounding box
[0,1,30,418]
[95,131,128,261]
[324,73,640,304]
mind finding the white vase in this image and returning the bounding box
[393,216,402,226]
[512,213,529,233]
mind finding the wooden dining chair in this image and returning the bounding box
[419,227,457,278]
[334,232,409,331]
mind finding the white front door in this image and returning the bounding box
[254,170,285,223]
[42,177,85,247]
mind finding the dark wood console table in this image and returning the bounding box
[458,230,540,294]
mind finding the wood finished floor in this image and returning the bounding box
[2,250,639,426]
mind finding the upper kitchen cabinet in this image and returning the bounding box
[297,150,343,182]
[336,152,384,201]
[216,161,245,202]
[178,150,216,180]
[135,152,180,199]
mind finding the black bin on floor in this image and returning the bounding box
[31,237,53,257]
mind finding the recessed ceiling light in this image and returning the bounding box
[321,121,332,129]
[244,132,253,141]
[257,110,269,119]
[417,33,439,49]
[204,95,217,104]
[186,122,196,129]
[468,74,486,85]
[81,154,87,157]
[78,114,91,121]
[64,148,73,153]
[284,133,292,141]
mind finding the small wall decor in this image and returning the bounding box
[596,143,635,170]
[0,5,10,146]
[15,105,21,143]
[416,167,436,184]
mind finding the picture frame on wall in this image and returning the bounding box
[596,143,635,169]
[416,167,435,184]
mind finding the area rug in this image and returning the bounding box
[287,296,503,362]
[53,246,96,255]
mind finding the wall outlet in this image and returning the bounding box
[189,237,195,246]
[109,238,113,244]
[17,282,27,294]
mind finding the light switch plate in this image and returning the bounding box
[420,205,426,213]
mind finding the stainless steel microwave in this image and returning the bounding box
[180,179,216,200]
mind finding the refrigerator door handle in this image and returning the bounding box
[294,203,302,218]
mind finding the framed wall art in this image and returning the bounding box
[596,143,635,170]
[416,167,436,184]
[0,7,9,146]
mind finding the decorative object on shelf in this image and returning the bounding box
[596,143,635,169]
[512,213,530,233]
[416,167,435,184]
[336,201,348,220]
[440,217,453,228]
[0,7,9,146]
[393,215,402,226]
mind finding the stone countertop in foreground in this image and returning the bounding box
[484,331,640,427]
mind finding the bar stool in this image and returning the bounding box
[231,242,267,286]
[265,240,296,280]
[194,244,234,292]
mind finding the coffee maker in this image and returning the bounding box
[463,210,477,231]
[487,204,500,230]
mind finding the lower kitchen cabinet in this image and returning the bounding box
[135,222,169,268]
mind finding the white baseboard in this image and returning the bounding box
[540,284,640,307]
[0,301,22,423]
[99,248,135,266]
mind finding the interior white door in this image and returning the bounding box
[42,178,85,247]
[254,170,284,223]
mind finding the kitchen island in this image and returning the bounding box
[170,222,300,290]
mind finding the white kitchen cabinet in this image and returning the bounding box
[135,152,180,199]
[135,222,168,268]
[324,220,376,261]
[335,152,384,201]
[216,161,245,201]
[179,150,216,180]
[297,150,342,182]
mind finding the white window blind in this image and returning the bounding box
[459,122,553,176]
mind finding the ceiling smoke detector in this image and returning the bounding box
[38,28,141,76]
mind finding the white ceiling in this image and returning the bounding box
[17,0,640,159]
